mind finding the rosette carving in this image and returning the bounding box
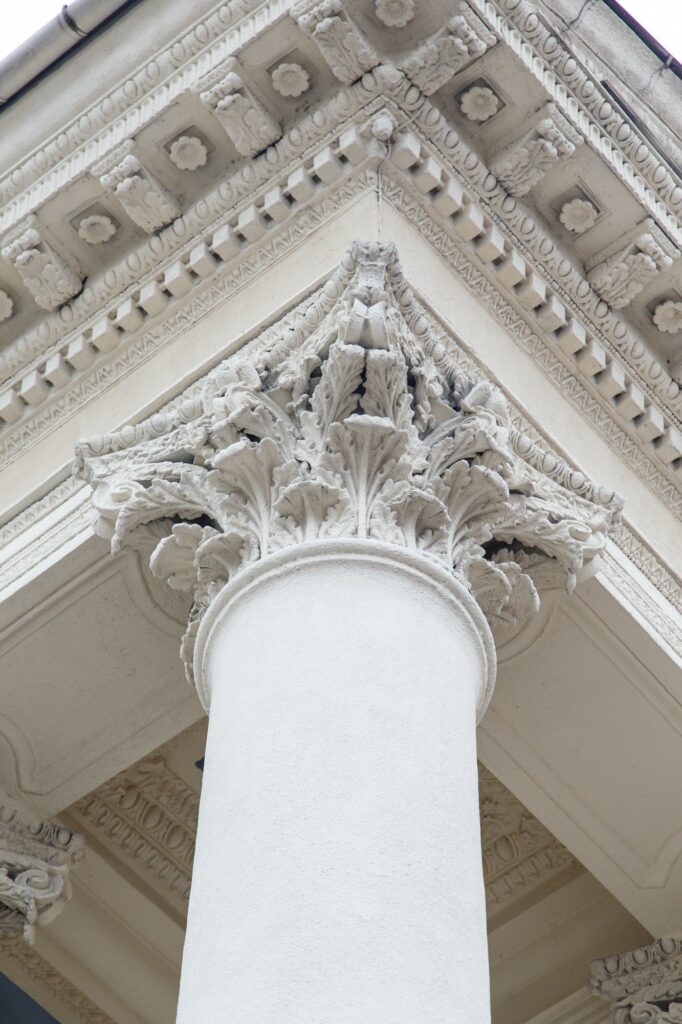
[75,242,621,683]
[0,798,83,943]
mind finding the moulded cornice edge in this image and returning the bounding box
[1,69,680,495]
[0,0,678,245]
[0,0,281,214]
[380,179,682,509]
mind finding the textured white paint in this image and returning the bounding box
[177,541,495,1023]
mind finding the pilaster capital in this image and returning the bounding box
[75,241,622,686]
[0,798,83,943]
[591,935,682,1024]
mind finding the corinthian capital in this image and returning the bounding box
[591,935,682,1024]
[0,798,83,943]
[75,242,621,686]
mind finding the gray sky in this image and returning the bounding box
[0,0,680,70]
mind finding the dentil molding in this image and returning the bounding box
[0,0,677,230]
[0,0,678,414]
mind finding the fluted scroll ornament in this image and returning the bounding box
[75,242,621,684]
[0,798,83,943]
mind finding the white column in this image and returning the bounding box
[75,241,617,1024]
[176,540,495,1024]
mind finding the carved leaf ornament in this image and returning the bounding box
[592,935,682,1024]
[75,243,621,683]
[0,800,83,943]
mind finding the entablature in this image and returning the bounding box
[0,0,679,529]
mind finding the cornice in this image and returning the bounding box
[473,0,682,238]
[0,168,373,470]
[380,176,682,513]
[0,2,678,515]
[390,100,681,419]
[0,71,678,503]
[539,0,682,163]
[0,72,387,384]
[0,0,678,241]
[0,0,278,213]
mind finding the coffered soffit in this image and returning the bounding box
[0,0,679,524]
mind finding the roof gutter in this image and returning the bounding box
[600,0,681,79]
[0,0,141,108]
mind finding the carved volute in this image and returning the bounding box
[0,799,83,944]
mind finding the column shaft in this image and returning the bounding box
[176,541,495,1024]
